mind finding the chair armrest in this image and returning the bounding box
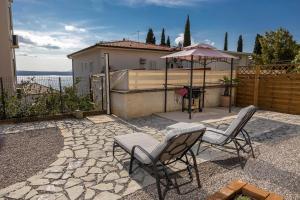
[131,145,155,163]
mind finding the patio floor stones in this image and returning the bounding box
[7,186,31,199]
[73,167,89,177]
[84,188,95,199]
[0,182,27,197]
[58,149,74,158]
[2,112,298,200]
[50,158,67,166]
[29,179,50,186]
[104,172,120,181]
[24,189,38,199]
[64,178,82,189]
[66,185,84,200]
[94,191,121,200]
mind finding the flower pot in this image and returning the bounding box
[220,95,232,107]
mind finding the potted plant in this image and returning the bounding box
[220,76,239,107]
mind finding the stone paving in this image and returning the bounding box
[0,117,160,200]
[0,111,299,200]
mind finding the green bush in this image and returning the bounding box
[2,78,94,119]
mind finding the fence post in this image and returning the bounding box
[101,77,104,111]
[0,78,6,119]
[58,77,64,113]
[89,75,93,101]
[253,65,260,106]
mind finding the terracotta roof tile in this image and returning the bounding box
[97,40,173,51]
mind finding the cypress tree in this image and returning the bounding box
[183,15,191,47]
[153,36,156,45]
[237,35,243,52]
[224,32,228,51]
[146,28,155,44]
[166,36,171,47]
[160,28,166,46]
[253,34,262,54]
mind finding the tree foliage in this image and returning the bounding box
[146,28,155,44]
[224,32,228,51]
[183,15,191,47]
[253,34,262,55]
[292,50,300,64]
[237,35,243,52]
[166,36,171,47]
[259,28,298,64]
[160,28,166,46]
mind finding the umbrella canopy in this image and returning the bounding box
[161,43,239,60]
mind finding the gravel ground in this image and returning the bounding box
[0,128,63,189]
[122,134,300,200]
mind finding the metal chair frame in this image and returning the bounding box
[113,130,204,200]
[196,108,256,167]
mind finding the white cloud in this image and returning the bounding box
[15,29,87,51]
[64,25,86,33]
[174,33,195,46]
[204,39,215,46]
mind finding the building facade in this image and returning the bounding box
[68,40,251,95]
[0,0,18,93]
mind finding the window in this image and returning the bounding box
[139,58,146,65]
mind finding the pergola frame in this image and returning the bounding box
[162,44,237,119]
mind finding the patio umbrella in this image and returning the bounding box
[161,43,239,119]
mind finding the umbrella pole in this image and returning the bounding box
[164,58,168,113]
[189,55,194,119]
[202,58,207,110]
[229,58,233,113]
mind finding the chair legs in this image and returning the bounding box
[233,140,243,168]
[196,140,202,155]
[129,154,135,174]
[189,149,201,188]
[242,129,255,158]
[153,165,163,200]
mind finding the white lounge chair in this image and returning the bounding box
[113,124,206,200]
[197,105,257,167]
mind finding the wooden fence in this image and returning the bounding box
[236,64,300,114]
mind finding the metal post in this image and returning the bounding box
[189,55,194,119]
[229,58,234,113]
[58,77,64,113]
[164,58,168,112]
[202,58,207,110]
[105,53,111,115]
[101,77,104,111]
[89,75,93,101]
[0,78,6,119]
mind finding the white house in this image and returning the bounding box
[68,39,251,95]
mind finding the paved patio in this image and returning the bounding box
[0,110,299,200]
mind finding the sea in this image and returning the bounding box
[17,71,73,90]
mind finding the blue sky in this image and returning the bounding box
[14,0,300,71]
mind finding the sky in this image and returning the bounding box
[13,0,300,72]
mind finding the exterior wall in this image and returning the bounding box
[71,47,170,94]
[0,0,16,93]
[111,90,181,119]
[100,48,170,71]
[111,88,236,119]
[72,49,102,95]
